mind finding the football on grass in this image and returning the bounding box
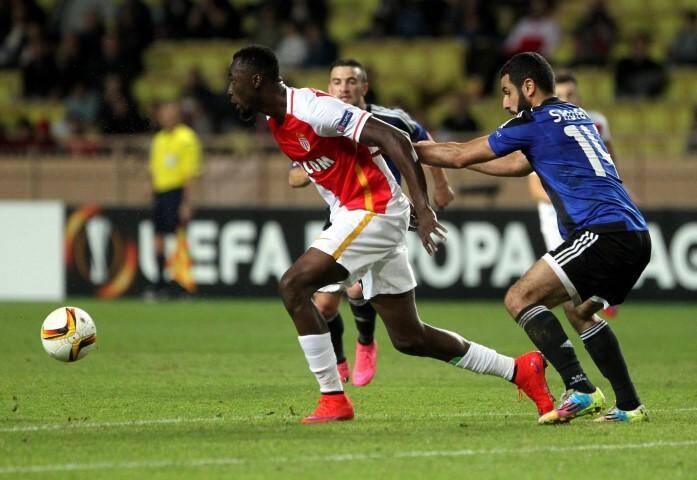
[41,306,97,362]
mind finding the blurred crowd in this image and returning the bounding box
[0,0,696,155]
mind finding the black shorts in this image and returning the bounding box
[543,229,651,307]
[153,188,183,233]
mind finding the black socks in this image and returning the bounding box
[582,319,641,411]
[517,304,595,393]
[326,313,346,363]
[349,298,377,346]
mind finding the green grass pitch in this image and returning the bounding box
[2,300,697,479]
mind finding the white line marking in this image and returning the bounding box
[2,407,695,433]
[1,440,696,475]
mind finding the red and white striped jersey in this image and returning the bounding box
[268,86,408,215]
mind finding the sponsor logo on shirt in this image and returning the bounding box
[301,156,335,174]
[337,110,353,134]
[549,108,589,123]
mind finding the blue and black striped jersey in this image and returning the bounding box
[488,97,647,239]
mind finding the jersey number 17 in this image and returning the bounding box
[564,124,616,177]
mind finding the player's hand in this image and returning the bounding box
[433,184,455,210]
[415,205,447,255]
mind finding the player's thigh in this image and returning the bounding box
[282,247,348,293]
[312,291,342,318]
[505,258,569,316]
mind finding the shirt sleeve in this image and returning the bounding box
[487,116,535,157]
[409,121,429,142]
[305,93,372,142]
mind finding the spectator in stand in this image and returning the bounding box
[52,0,114,36]
[62,113,99,155]
[91,33,141,86]
[670,10,697,66]
[153,0,192,39]
[570,0,618,67]
[55,32,87,96]
[276,21,308,68]
[304,23,337,67]
[116,0,154,59]
[503,0,560,57]
[34,119,57,153]
[451,0,502,94]
[614,32,668,99]
[65,81,100,124]
[439,91,480,135]
[97,75,148,134]
[187,0,241,39]
[20,24,59,98]
[250,3,282,48]
[0,3,33,68]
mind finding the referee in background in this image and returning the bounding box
[148,101,202,298]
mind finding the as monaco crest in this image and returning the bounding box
[298,134,311,152]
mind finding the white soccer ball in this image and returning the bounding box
[40,306,97,362]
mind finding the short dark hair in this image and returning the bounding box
[232,45,279,81]
[555,70,577,85]
[499,52,555,94]
[329,58,368,81]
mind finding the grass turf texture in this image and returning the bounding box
[1,300,696,479]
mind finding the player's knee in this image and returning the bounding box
[504,287,524,318]
[504,283,538,318]
[315,301,338,320]
[278,269,311,306]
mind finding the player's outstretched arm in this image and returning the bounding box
[359,116,446,255]
[414,136,498,169]
[467,151,533,178]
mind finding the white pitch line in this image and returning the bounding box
[2,407,696,433]
[5,407,697,433]
[1,439,696,475]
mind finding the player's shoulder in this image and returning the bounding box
[369,104,419,132]
[498,109,535,129]
[173,124,198,140]
[291,86,347,116]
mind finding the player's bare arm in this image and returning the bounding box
[414,136,498,169]
[359,116,446,254]
[467,151,534,178]
[422,133,455,209]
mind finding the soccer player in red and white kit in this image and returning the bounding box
[227,45,554,424]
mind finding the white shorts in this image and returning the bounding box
[310,205,416,299]
[537,201,564,251]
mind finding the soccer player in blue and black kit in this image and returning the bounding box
[416,52,650,424]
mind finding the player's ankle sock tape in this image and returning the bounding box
[582,321,641,411]
[516,304,595,393]
[326,313,346,363]
[350,301,377,345]
[298,333,343,393]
